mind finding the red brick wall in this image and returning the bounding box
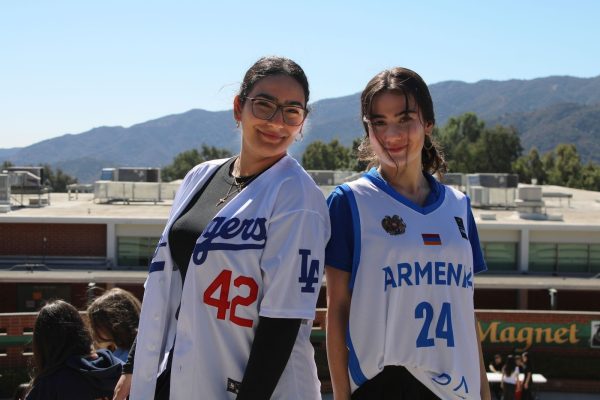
[0,223,106,256]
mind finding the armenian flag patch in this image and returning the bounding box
[422,233,442,245]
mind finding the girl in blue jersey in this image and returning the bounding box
[325,67,491,399]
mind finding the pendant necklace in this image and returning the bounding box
[216,174,257,207]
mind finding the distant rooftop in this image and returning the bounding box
[0,183,599,227]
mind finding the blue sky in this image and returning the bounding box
[1,0,599,148]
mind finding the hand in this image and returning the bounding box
[113,374,132,400]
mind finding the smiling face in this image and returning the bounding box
[367,91,433,175]
[234,74,306,167]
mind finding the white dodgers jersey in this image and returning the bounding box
[343,174,481,399]
[131,156,330,400]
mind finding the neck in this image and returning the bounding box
[235,151,285,177]
[378,164,430,206]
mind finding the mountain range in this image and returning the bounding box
[2,75,599,183]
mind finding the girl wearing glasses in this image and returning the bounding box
[325,67,490,399]
[118,56,330,400]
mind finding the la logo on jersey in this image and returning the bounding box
[298,249,320,293]
[192,216,267,265]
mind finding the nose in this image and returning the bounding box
[381,122,407,138]
[268,107,286,126]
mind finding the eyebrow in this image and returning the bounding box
[253,93,304,107]
[370,110,418,118]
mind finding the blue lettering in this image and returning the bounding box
[192,216,267,266]
[415,261,432,285]
[447,262,462,287]
[432,373,451,386]
[434,262,446,285]
[397,263,413,286]
[220,218,242,239]
[462,268,473,289]
[383,266,397,291]
[453,375,469,393]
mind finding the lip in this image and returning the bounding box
[258,128,285,141]
[385,144,408,153]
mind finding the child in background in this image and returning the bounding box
[87,287,141,362]
[25,300,122,400]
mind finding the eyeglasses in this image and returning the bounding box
[246,97,307,126]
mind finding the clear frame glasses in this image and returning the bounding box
[246,97,307,126]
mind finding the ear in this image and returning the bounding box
[233,95,242,122]
[424,120,434,136]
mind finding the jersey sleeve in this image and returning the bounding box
[467,199,487,274]
[259,208,329,319]
[325,187,354,272]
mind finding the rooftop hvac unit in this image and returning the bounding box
[466,173,518,188]
[469,186,489,208]
[0,174,10,204]
[6,166,44,183]
[100,167,161,182]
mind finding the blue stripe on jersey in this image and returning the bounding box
[149,261,165,273]
[364,168,446,215]
[346,327,368,387]
[338,184,361,290]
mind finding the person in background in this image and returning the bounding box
[115,56,329,400]
[501,355,520,400]
[488,353,504,400]
[520,352,533,400]
[87,287,141,362]
[325,67,490,399]
[25,300,122,400]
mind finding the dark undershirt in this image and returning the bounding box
[125,157,301,400]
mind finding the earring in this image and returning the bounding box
[235,120,240,128]
[295,130,304,142]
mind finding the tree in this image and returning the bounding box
[513,148,546,184]
[1,160,14,171]
[41,164,78,192]
[437,113,522,173]
[162,145,232,181]
[546,144,582,188]
[302,139,352,170]
[581,162,600,191]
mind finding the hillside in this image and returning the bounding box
[2,75,599,182]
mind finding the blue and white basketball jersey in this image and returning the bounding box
[341,172,482,399]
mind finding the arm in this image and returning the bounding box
[475,317,491,400]
[112,336,135,400]
[326,266,352,400]
[236,317,301,400]
[524,367,532,389]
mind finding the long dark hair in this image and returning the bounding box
[87,288,141,350]
[503,354,517,376]
[31,300,93,382]
[358,67,446,175]
[237,56,310,110]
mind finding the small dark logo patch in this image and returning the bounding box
[227,378,241,394]
[454,217,468,240]
[381,215,406,235]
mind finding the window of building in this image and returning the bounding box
[591,244,600,272]
[530,243,600,273]
[117,237,160,267]
[481,242,518,271]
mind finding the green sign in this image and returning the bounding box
[478,320,600,351]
